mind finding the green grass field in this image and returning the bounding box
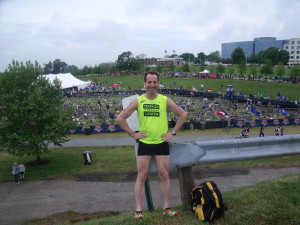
[79,74,300,101]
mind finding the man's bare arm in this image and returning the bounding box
[167,97,188,133]
[116,99,146,140]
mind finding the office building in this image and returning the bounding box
[284,38,300,65]
[221,37,300,65]
[156,57,183,67]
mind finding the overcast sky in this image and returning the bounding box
[0,0,299,72]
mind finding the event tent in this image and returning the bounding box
[42,73,91,90]
[200,69,210,74]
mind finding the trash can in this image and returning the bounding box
[83,127,90,135]
[83,151,93,165]
[200,121,206,130]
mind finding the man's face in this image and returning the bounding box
[144,74,159,94]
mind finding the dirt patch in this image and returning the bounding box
[22,211,119,225]
[74,167,249,182]
[27,159,51,166]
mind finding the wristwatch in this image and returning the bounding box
[171,129,176,136]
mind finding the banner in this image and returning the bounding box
[68,118,300,134]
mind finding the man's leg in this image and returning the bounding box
[155,155,170,208]
[135,156,152,211]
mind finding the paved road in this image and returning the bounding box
[1,134,299,225]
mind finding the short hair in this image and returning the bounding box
[144,71,159,82]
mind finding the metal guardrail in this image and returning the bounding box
[147,134,300,173]
[139,134,300,211]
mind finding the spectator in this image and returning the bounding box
[18,163,26,179]
[259,125,264,137]
[275,126,280,136]
[12,162,20,184]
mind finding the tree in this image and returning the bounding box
[0,60,76,162]
[82,65,94,75]
[180,53,195,62]
[115,51,140,73]
[289,64,300,81]
[207,51,221,63]
[222,58,232,64]
[275,62,286,77]
[247,54,259,64]
[168,63,175,72]
[66,65,80,76]
[260,59,273,76]
[182,63,190,72]
[43,59,68,74]
[216,64,225,74]
[237,63,247,75]
[231,48,246,65]
[278,50,289,65]
[249,65,259,78]
[262,47,279,66]
[197,52,206,65]
[154,65,162,74]
[258,48,289,65]
[226,66,235,76]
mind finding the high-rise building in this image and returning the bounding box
[283,38,300,65]
[221,41,254,59]
[221,37,299,65]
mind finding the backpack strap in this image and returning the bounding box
[205,181,221,209]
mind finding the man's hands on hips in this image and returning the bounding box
[132,132,146,140]
[162,132,175,142]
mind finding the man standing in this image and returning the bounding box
[116,71,187,218]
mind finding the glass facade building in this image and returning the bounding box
[253,37,287,55]
[221,41,254,59]
[222,37,286,58]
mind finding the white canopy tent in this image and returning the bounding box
[42,73,91,90]
[200,69,210,74]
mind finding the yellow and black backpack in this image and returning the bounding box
[191,181,226,223]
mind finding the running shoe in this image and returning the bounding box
[134,211,144,218]
[163,208,177,216]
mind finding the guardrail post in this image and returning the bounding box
[177,166,195,211]
[145,177,154,211]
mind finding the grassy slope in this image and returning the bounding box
[80,74,300,100]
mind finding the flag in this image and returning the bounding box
[109,111,115,119]
[165,50,167,54]
[258,92,265,98]
[173,50,176,53]
[280,94,287,100]
[250,107,260,116]
[281,108,289,116]
[216,111,225,116]
[238,92,244,96]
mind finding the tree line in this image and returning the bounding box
[38,47,297,77]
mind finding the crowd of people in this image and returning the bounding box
[63,92,299,127]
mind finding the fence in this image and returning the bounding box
[69,119,300,134]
